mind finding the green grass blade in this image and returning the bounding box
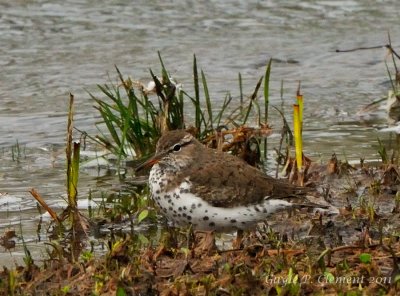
[201,70,213,129]
[216,93,233,128]
[253,99,261,126]
[243,76,263,125]
[264,59,272,123]
[66,94,74,206]
[272,105,294,145]
[193,55,201,131]
[238,72,243,111]
[263,59,272,159]
[94,103,123,151]
[385,60,396,93]
[69,141,80,207]
[158,51,170,84]
[183,90,207,129]
[150,69,166,103]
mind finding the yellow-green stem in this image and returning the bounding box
[69,141,80,207]
[296,93,303,134]
[293,104,303,171]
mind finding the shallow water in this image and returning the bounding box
[1,0,400,265]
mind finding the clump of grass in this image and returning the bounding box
[91,53,275,166]
[90,52,186,163]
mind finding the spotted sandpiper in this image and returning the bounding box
[137,130,322,232]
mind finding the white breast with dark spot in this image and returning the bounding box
[149,164,293,231]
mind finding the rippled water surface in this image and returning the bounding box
[1,0,400,265]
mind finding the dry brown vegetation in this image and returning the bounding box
[2,154,400,295]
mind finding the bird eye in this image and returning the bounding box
[173,144,181,152]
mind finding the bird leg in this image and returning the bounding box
[233,229,244,249]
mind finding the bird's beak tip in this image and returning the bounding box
[135,157,159,172]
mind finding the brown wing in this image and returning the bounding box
[181,149,307,208]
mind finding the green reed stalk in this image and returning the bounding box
[158,51,170,84]
[216,93,233,128]
[263,59,272,159]
[69,141,80,205]
[193,55,201,132]
[201,70,213,130]
[243,76,263,125]
[66,94,78,208]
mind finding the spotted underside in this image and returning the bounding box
[149,164,294,231]
[144,129,316,232]
[152,130,308,208]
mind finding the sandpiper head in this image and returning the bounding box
[155,130,194,153]
[136,130,201,171]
